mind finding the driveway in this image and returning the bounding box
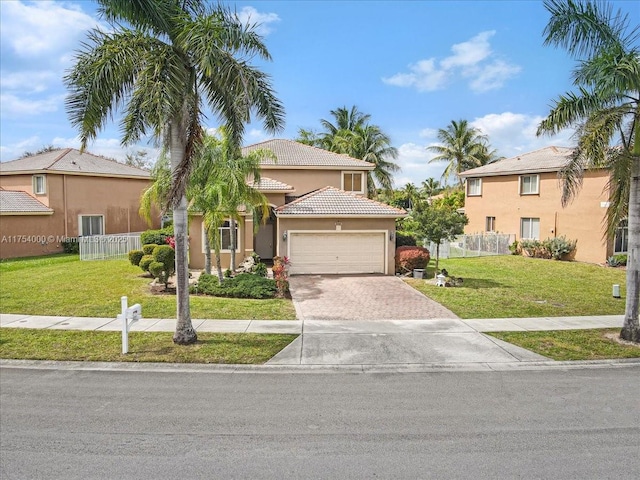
[288,275,458,320]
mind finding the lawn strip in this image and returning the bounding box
[487,328,640,361]
[0,328,297,364]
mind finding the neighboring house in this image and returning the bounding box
[459,146,625,264]
[188,139,406,275]
[0,148,158,259]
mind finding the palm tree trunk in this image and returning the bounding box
[435,243,440,278]
[621,155,640,342]
[215,247,224,283]
[230,217,237,272]
[169,121,197,345]
[203,227,212,275]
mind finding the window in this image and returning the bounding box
[485,216,496,232]
[219,220,238,250]
[79,215,104,236]
[519,174,539,195]
[342,172,363,193]
[520,217,540,240]
[614,220,628,254]
[467,178,482,196]
[33,175,46,194]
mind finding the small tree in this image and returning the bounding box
[414,203,468,276]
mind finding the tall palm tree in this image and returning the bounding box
[65,0,284,344]
[320,105,370,141]
[421,177,442,198]
[537,0,640,342]
[427,119,498,186]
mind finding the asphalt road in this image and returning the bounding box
[1,365,639,479]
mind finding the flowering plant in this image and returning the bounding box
[272,256,291,297]
[165,236,175,249]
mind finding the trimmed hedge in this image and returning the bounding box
[139,254,154,272]
[193,273,277,299]
[140,225,174,246]
[128,249,144,266]
[395,246,431,273]
[142,244,158,255]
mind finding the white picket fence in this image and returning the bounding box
[428,233,515,259]
[79,232,142,261]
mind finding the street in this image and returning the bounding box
[1,365,639,479]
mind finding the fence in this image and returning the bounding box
[428,233,515,259]
[79,232,142,261]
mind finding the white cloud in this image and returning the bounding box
[0,93,64,116]
[236,6,280,36]
[419,128,438,139]
[1,71,58,93]
[393,142,446,188]
[383,30,520,93]
[0,1,99,60]
[0,136,43,161]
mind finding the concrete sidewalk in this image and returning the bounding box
[0,313,629,367]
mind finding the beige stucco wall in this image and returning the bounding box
[0,214,64,258]
[260,168,365,195]
[276,217,397,275]
[188,215,248,271]
[464,170,611,263]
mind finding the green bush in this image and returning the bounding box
[139,255,154,272]
[520,236,577,260]
[62,239,79,254]
[142,244,158,255]
[128,249,144,266]
[194,273,277,299]
[150,245,176,286]
[140,225,174,246]
[396,232,417,248]
[252,262,268,277]
[607,254,627,267]
[224,268,233,278]
[148,261,165,280]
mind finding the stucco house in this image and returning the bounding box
[188,139,406,275]
[459,146,627,264]
[0,148,158,259]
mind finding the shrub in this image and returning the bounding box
[139,255,154,272]
[62,239,79,254]
[140,225,174,245]
[508,240,521,255]
[150,245,176,286]
[272,256,290,297]
[607,254,627,267]
[396,231,417,248]
[148,261,165,280]
[224,268,233,278]
[142,244,158,255]
[520,237,577,260]
[252,262,268,277]
[395,246,430,273]
[194,273,277,299]
[128,249,144,266]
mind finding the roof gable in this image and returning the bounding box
[249,176,295,192]
[242,139,375,169]
[0,189,53,214]
[460,146,574,178]
[276,186,406,217]
[0,148,151,178]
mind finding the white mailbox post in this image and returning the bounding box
[118,296,141,354]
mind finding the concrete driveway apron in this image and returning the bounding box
[273,275,547,366]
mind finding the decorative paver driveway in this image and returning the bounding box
[288,275,458,320]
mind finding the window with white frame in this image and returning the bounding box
[342,172,364,193]
[467,178,482,196]
[614,220,628,254]
[520,217,540,240]
[219,220,238,250]
[33,175,46,194]
[519,174,539,195]
[79,215,104,236]
[485,216,496,232]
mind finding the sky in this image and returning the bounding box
[1,0,638,187]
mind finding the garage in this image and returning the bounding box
[288,231,386,275]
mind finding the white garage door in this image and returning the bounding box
[288,232,386,275]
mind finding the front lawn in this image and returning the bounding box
[0,254,296,319]
[488,329,640,361]
[0,328,296,364]
[407,255,627,318]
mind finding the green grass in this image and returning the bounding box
[0,328,297,364]
[488,329,640,361]
[406,256,627,318]
[0,254,296,319]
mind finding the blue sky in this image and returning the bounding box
[1,0,637,186]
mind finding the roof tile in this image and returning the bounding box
[0,190,53,214]
[460,146,574,177]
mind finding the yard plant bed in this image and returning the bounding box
[0,328,297,364]
[407,256,626,318]
[487,329,640,361]
[0,255,296,320]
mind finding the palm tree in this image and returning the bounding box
[537,0,639,342]
[320,106,370,141]
[427,119,498,186]
[421,178,442,198]
[65,0,284,344]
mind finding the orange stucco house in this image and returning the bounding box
[188,139,406,275]
[0,148,158,259]
[459,146,627,264]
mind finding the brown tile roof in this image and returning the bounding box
[249,177,294,192]
[459,146,574,178]
[242,139,375,169]
[276,186,406,217]
[0,190,53,214]
[0,148,151,178]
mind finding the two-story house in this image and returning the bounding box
[0,148,157,259]
[459,146,626,264]
[188,139,406,275]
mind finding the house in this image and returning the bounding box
[459,146,626,264]
[0,148,158,259]
[188,139,406,275]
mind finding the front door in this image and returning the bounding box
[255,222,274,260]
